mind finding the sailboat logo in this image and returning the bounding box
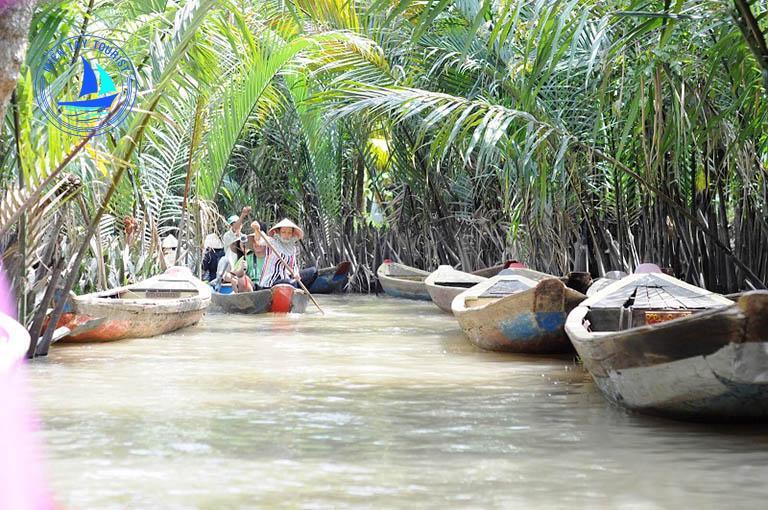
[58,56,119,113]
[33,35,138,136]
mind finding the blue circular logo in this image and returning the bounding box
[34,36,137,136]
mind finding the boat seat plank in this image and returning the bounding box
[480,280,533,297]
[435,281,478,288]
[591,274,725,309]
[387,274,426,281]
[128,288,195,294]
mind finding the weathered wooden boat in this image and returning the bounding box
[586,271,628,297]
[425,265,487,313]
[452,270,587,353]
[564,271,768,420]
[0,312,29,370]
[377,260,431,300]
[212,284,308,314]
[57,266,211,342]
[470,260,526,278]
[309,261,352,294]
[498,267,593,295]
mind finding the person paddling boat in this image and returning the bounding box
[253,218,317,289]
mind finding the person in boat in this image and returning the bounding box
[222,206,251,269]
[201,233,225,282]
[236,221,268,285]
[252,218,317,289]
[219,236,254,293]
[161,234,178,268]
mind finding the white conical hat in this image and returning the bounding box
[268,218,304,240]
[203,233,224,249]
[161,234,178,248]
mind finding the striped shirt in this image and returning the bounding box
[258,236,299,288]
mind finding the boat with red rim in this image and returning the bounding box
[57,266,211,342]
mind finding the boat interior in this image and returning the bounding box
[434,281,479,288]
[464,279,535,308]
[583,275,730,332]
[388,274,427,281]
[100,280,199,300]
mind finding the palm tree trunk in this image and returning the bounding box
[0,0,35,122]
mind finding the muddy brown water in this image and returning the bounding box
[27,295,768,509]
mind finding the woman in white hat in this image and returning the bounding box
[201,233,225,282]
[253,218,317,288]
[161,234,178,268]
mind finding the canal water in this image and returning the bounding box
[27,295,768,509]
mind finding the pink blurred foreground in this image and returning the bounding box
[0,267,56,510]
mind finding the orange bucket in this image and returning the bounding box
[270,284,295,313]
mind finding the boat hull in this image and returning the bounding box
[425,265,486,313]
[567,289,768,420]
[1,312,30,369]
[377,262,431,300]
[58,267,211,343]
[310,262,351,294]
[58,307,206,342]
[454,278,584,353]
[309,275,348,294]
[379,274,431,300]
[427,284,464,313]
[212,287,308,314]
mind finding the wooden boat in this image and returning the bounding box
[499,267,593,295]
[212,284,308,314]
[425,265,486,313]
[452,270,587,353]
[309,261,351,294]
[564,271,768,419]
[57,266,211,342]
[470,260,526,278]
[586,271,628,297]
[0,312,29,370]
[377,260,431,300]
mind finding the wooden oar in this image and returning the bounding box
[256,230,325,315]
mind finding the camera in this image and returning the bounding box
[240,234,248,243]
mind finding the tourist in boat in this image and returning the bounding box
[201,233,225,282]
[238,221,268,284]
[222,206,251,268]
[161,234,178,268]
[253,218,317,289]
[219,236,254,293]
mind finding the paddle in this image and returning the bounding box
[255,230,325,315]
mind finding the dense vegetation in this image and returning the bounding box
[1,0,767,355]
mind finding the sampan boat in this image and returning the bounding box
[470,260,526,278]
[377,260,431,300]
[564,271,768,420]
[452,270,587,353]
[425,265,486,313]
[57,266,211,342]
[212,284,308,314]
[586,271,628,297]
[309,261,352,294]
[1,312,30,369]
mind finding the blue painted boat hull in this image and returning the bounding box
[454,277,586,353]
[309,274,349,294]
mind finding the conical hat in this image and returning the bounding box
[203,233,223,249]
[268,218,304,240]
[161,234,178,248]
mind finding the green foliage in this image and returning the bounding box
[3,0,768,315]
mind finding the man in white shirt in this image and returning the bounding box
[222,206,251,268]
